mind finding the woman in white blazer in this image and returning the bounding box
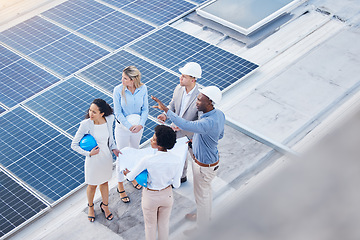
[71,99,120,222]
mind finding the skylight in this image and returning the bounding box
[197,0,306,35]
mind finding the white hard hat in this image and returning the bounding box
[199,86,222,104]
[126,114,140,125]
[179,62,202,79]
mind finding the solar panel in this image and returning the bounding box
[100,0,134,9]
[0,107,84,203]
[0,170,48,238]
[0,16,109,77]
[192,0,209,3]
[25,77,113,136]
[78,50,175,91]
[129,26,259,90]
[141,118,158,144]
[42,0,155,49]
[41,0,114,30]
[0,106,5,114]
[122,0,195,25]
[0,58,60,108]
[77,50,179,117]
[0,45,22,69]
[145,71,179,117]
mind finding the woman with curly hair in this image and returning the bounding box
[71,98,120,222]
[124,125,182,240]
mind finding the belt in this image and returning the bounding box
[146,185,171,192]
[192,154,219,167]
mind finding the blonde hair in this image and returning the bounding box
[122,66,144,101]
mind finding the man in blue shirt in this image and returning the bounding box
[152,86,225,234]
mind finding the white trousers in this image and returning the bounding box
[142,187,173,240]
[192,160,218,228]
[115,122,143,182]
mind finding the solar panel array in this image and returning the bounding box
[0,16,109,77]
[121,0,196,25]
[0,169,48,237]
[24,77,113,136]
[42,0,155,50]
[129,26,258,90]
[0,0,258,237]
[0,107,84,202]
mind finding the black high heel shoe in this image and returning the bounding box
[100,202,113,221]
[88,203,95,222]
[117,188,130,203]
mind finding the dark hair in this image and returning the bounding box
[85,98,113,119]
[154,125,176,150]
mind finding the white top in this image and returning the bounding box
[179,86,196,117]
[126,150,182,190]
[85,123,113,185]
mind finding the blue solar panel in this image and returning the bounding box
[0,45,22,69]
[25,77,113,136]
[141,119,158,144]
[100,0,134,8]
[78,50,179,117]
[0,170,48,238]
[42,0,154,49]
[0,16,109,77]
[0,107,84,203]
[129,26,259,90]
[192,0,209,3]
[146,71,178,117]
[78,50,177,92]
[41,0,113,30]
[122,0,195,25]
[0,17,68,55]
[0,59,60,108]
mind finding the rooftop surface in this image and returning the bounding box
[1,0,360,239]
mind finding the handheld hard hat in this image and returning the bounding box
[135,169,148,187]
[199,86,222,104]
[79,134,98,151]
[179,62,202,79]
[126,114,140,125]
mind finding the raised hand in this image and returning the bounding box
[151,95,169,113]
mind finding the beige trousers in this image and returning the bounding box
[141,187,174,240]
[192,160,218,228]
[182,146,193,179]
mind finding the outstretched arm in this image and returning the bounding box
[152,95,169,113]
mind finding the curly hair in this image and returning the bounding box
[154,125,176,150]
[85,98,113,118]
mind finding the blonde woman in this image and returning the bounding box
[113,65,148,203]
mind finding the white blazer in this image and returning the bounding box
[71,115,117,157]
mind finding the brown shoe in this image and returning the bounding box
[185,213,197,221]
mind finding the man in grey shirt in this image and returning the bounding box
[152,85,225,235]
[157,62,201,183]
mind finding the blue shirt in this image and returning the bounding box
[113,84,148,129]
[167,108,225,164]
